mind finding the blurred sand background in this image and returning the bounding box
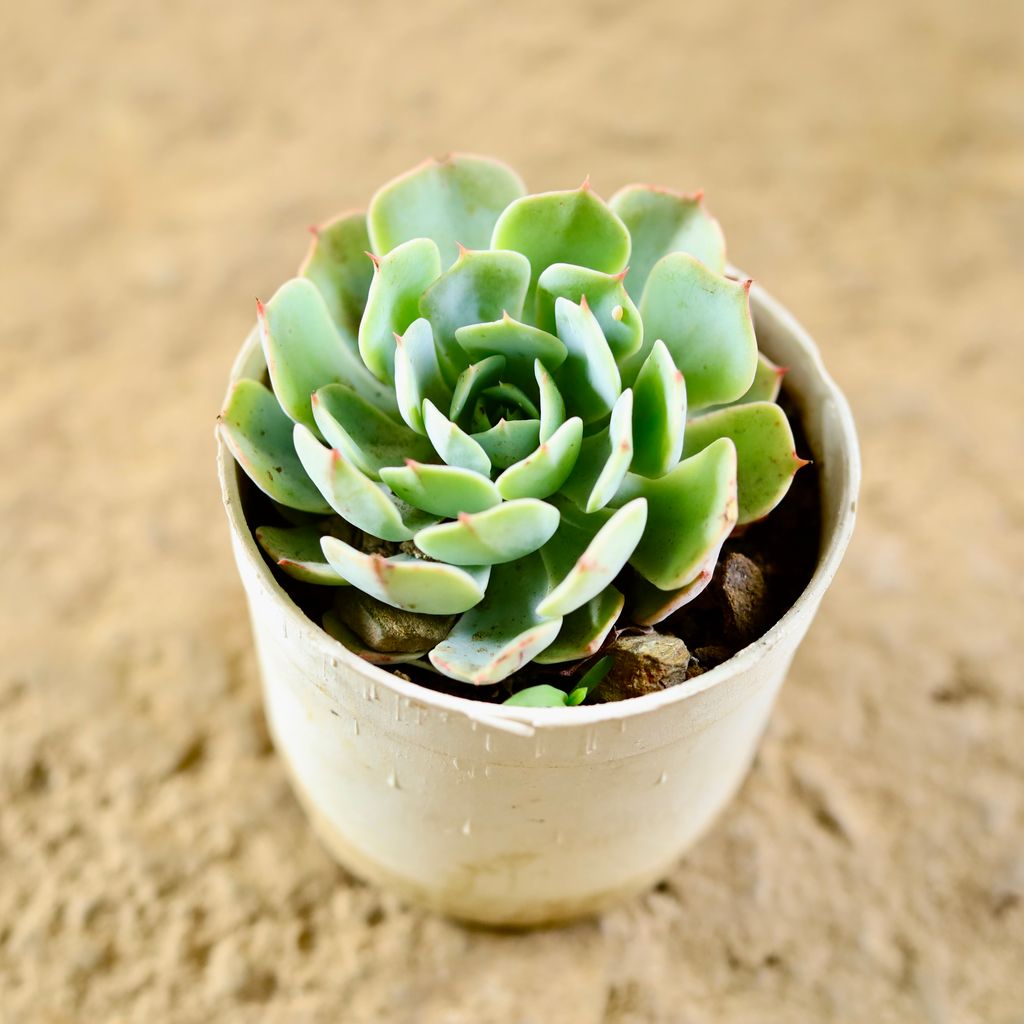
[2,1,1023,1021]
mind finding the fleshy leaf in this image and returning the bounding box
[703,352,785,412]
[491,184,631,308]
[298,211,374,337]
[535,263,642,360]
[422,399,490,476]
[561,388,634,512]
[535,361,565,442]
[553,297,621,424]
[322,608,428,664]
[480,382,540,420]
[495,417,583,499]
[503,684,572,707]
[534,587,624,664]
[682,401,805,524]
[455,314,566,391]
[359,238,441,383]
[218,379,331,513]
[414,499,560,565]
[293,424,420,541]
[321,537,489,614]
[429,555,561,684]
[379,460,501,517]
[258,278,396,432]
[420,248,531,383]
[626,559,716,626]
[627,253,757,410]
[615,437,738,589]
[312,383,433,479]
[255,523,348,585]
[537,498,647,617]
[471,419,541,469]
[393,318,450,434]
[450,354,507,424]
[367,154,526,267]
[630,339,686,478]
[609,184,726,301]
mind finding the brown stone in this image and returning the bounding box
[714,552,770,647]
[336,592,455,654]
[596,633,691,702]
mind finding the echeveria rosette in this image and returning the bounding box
[218,154,806,690]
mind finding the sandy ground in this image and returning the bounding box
[2,1,1023,1020]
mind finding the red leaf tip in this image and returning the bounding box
[365,251,381,270]
[308,224,320,238]
[255,298,266,317]
[580,174,592,191]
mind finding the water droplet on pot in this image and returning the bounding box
[352,719,360,737]
[657,771,668,786]
[451,757,460,770]
[585,730,599,755]
[387,768,399,789]
[484,733,492,753]
[461,819,472,836]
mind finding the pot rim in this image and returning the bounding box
[216,271,860,730]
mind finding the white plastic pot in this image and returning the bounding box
[216,277,859,926]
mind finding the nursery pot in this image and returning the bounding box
[216,276,860,926]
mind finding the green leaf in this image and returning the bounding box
[480,382,540,420]
[258,278,396,432]
[422,399,491,476]
[420,248,531,383]
[293,424,421,541]
[609,184,726,301]
[534,587,623,664]
[218,379,331,513]
[627,253,757,410]
[455,315,566,391]
[414,498,560,565]
[450,354,507,424]
[537,498,647,617]
[625,565,715,626]
[358,238,441,383]
[322,608,429,664]
[573,654,615,701]
[535,263,642,360]
[535,360,565,442]
[471,419,541,469]
[312,383,433,479]
[616,437,738,590]
[368,154,526,267]
[491,184,631,308]
[495,417,583,500]
[379,460,502,518]
[630,339,686,478]
[393,318,450,435]
[553,297,621,424]
[321,536,490,614]
[561,388,634,512]
[502,684,570,707]
[429,555,561,684]
[702,352,785,412]
[683,401,805,524]
[298,210,373,338]
[255,523,349,585]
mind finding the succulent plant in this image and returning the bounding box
[219,155,806,690]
